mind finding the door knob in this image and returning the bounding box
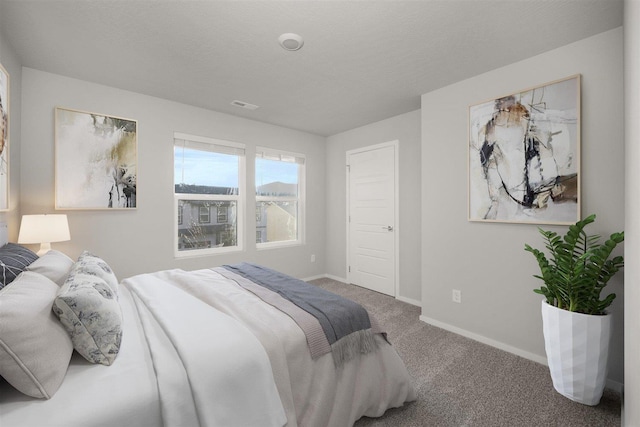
[382,225,394,231]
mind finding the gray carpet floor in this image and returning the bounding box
[308,278,622,427]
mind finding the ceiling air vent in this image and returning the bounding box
[231,100,259,110]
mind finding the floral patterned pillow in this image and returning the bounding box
[52,254,122,366]
[73,251,119,294]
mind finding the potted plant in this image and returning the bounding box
[524,214,624,405]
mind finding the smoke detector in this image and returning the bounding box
[278,33,304,51]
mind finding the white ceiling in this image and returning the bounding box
[0,0,623,136]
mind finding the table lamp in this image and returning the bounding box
[18,214,71,256]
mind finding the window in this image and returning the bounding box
[174,133,245,256]
[217,206,228,223]
[255,147,305,248]
[199,206,210,223]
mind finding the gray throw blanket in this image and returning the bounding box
[222,262,380,366]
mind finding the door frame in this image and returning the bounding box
[346,140,400,297]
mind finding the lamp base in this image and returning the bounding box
[36,242,52,257]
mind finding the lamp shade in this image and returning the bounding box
[18,214,71,244]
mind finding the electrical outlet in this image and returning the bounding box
[311,254,316,263]
[452,289,462,303]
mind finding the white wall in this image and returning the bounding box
[20,68,326,280]
[624,0,639,424]
[325,110,421,303]
[421,28,625,384]
[0,28,22,238]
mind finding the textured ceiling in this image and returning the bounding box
[0,0,624,136]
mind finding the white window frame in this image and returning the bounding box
[174,132,245,257]
[255,146,305,249]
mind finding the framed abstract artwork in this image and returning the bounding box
[0,63,9,211]
[55,107,137,209]
[468,75,580,224]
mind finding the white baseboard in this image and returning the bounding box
[303,274,348,283]
[302,274,326,282]
[419,315,625,394]
[396,295,421,307]
[419,315,548,365]
[305,274,420,307]
[324,274,348,284]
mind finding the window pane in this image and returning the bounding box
[175,147,239,194]
[256,158,298,197]
[256,201,298,243]
[217,206,228,222]
[199,206,210,223]
[177,200,237,251]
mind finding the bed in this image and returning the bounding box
[0,240,416,426]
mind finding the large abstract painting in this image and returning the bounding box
[0,63,9,211]
[55,107,137,209]
[468,75,580,224]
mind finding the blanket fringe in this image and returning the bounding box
[331,329,379,368]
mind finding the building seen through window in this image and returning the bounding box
[174,134,244,255]
[173,135,304,254]
[256,148,305,247]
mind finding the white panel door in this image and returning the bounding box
[347,143,396,296]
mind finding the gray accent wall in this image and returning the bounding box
[325,110,421,303]
[421,28,625,385]
[20,68,326,280]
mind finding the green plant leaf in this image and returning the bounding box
[524,214,623,314]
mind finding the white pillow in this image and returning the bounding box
[25,250,74,286]
[53,254,122,366]
[0,271,74,399]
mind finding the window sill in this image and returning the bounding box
[174,246,244,258]
[256,240,303,251]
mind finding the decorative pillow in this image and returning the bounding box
[0,271,74,399]
[73,251,119,294]
[0,243,39,290]
[53,255,122,366]
[25,250,74,286]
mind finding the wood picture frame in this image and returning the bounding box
[55,107,137,210]
[468,75,581,225]
[0,62,10,211]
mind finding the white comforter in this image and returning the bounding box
[125,272,287,427]
[128,268,416,427]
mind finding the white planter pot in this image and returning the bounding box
[541,300,612,406]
